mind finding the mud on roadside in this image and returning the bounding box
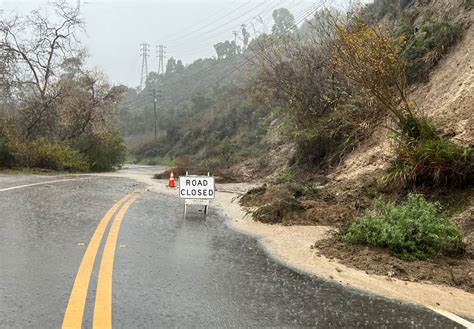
[239,179,376,226]
[241,175,474,295]
[314,237,474,294]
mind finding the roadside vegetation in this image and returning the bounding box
[0,2,126,172]
[341,194,464,261]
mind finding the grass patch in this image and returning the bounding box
[383,130,473,188]
[342,194,464,261]
[277,167,296,183]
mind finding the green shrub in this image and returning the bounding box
[13,138,88,172]
[342,194,464,260]
[79,131,126,172]
[399,17,462,83]
[0,137,15,167]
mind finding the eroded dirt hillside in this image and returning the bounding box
[241,4,473,293]
[320,13,474,292]
[413,10,473,147]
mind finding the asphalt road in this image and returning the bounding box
[0,168,466,328]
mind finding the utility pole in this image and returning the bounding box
[140,43,150,90]
[241,24,249,50]
[148,89,162,138]
[156,45,166,75]
[232,30,239,43]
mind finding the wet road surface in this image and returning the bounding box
[0,170,466,328]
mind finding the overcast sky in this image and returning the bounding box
[1,0,351,88]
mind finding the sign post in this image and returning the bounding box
[178,172,215,216]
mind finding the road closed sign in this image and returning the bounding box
[178,176,215,199]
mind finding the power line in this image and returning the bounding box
[121,95,152,109]
[166,1,268,48]
[168,0,297,59]
[167,1,275,53]
[163,1,255,44]
[168,0,290,66]
[179,0,327,95]
[164,1,323,93]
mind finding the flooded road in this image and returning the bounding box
[0,168,465,328]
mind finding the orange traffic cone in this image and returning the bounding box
[168,171,176,188]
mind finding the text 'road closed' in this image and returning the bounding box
[178,176,215,199]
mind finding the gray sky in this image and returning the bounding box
[1,0,351,88]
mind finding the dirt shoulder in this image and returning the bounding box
[215,183,474,319]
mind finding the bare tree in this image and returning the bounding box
[0,1,84,138]
[56,70,126,142]
[247,9,341,132]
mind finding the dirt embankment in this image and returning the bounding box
[412,9,474,147]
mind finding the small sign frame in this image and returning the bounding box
[179,172,215,216]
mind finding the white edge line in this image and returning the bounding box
[428,307,474,328]
[0,178,90,192]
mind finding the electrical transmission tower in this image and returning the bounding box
[156,45,166,75]
[140,43,150,90]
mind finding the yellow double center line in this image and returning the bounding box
[62,188,145,329]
